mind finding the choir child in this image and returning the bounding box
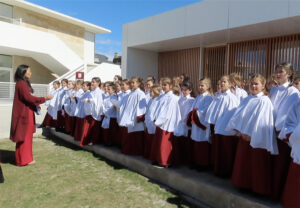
[55,79,68,132]
[69,80,84,136]
[41,81,60,127]
[150,77,181,167]
[63,80,76,134]
[145,79,154,104]
[119,77,147,155]
[205,75,240,177]
[101,82,119,146]
[80,77,104,145]
[173,81,195,165]
[73,81,91,144]
[144,84,161,159]
[226,74,278,196]
[214,80,222,98]
[115,79,131,147]
[102,81,110,101]
[281,122,300,208]
[190,78,213,168]
[229,73,248,102]
[292,76,300,91]
[115,81,122,97]
[114,75,122,83]
[271,63,299,198]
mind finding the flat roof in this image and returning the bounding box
[0,0,111,34]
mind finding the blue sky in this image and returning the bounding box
[27,0,202,60]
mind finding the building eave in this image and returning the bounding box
[1,0,111,34]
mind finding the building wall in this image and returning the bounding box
[125,48,158,80]
[13,56,56,84]
[124,0,295,48]
[158,48,201,91]
[13,6,85,59]
[84,31,95,64]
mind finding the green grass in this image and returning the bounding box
[0,136,195,208]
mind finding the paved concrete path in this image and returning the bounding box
[45,128,282,208]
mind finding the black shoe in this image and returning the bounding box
[0,166,4,183]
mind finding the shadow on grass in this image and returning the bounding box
[42,128,82,151]
[0,149,15,165]
[93,153,124,170]
[167,196,200,208]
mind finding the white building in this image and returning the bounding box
[122,0,300,89]
[0,0,121,100]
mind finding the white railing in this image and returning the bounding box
[0,15,22,25]
[0,82,49,99]
[48,64,86,89]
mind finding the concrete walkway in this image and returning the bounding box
[45,128,281,208]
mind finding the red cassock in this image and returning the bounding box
[150,127,173,166]
[10,80,45,166]
[143,130,154,160]
[191,110,211,167]
[41,113,56,128]
[73,117,85,141]
[172,136,192,166]
[272,138,291,199]
[121,130,144,156]
[64,113,75,135]
[56,110,65,129]
[232,138,272,196]
[192,140,211,167]
[79,116,102,146]
[282,161,300,208]
[102,118,119,146]
[212,134,238,177]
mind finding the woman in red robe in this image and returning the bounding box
[10,65,51,166]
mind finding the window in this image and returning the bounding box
[0,3,13,23]
[0,55,12,82]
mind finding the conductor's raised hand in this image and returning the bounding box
[44,95,53,100]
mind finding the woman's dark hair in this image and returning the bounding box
[14,64,34,93]
[181,80,195,97]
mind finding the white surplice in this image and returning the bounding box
[83,87,103,121]
[226,92,278,154]
[102,94,118,129]
[154,91,181,133]
[145,97,160,134]
[115,90,131,125]
[275,86,300,132]
[270,81,290,118]
[174,94,195,137]
[74,90,91,118]
[279,100,300,140]
[191,92,213,142]
[289,122,300,165]
[205,89,239,136]
[118,88,147,132]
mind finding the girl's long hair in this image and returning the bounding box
[14,64,34,93]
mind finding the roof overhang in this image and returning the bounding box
[0,0,111,34]
[131,15,300,52]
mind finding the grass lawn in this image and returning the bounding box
[0,136,196,208]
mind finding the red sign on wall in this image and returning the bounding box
[76,72,84,80]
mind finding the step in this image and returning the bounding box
[45,128,282,208]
